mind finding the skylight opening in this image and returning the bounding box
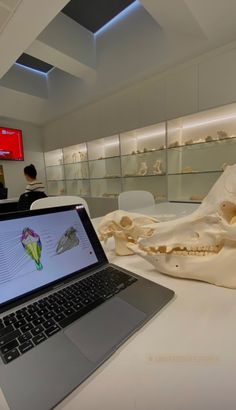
[15,63,48,77]
[95,0,140,36]
[15,53,54,76]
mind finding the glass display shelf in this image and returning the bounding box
[45,164,65,168]
[87,135,120,161]
[44,102,236,201]
[44,149,63,166]
[47,180,66,196]
[64,162,89,180]
[121,149,166,177]
[167,134,236,150]
[90,177,121,180]
[123,174,166,178]
[167,102,236,148]
[167,135,236,174]
[89,156,121,179]
[121,147,166,157]
[88,155,120,161]
[167,172,221,202]
[120,123,166,156]
[47,179,65,181]
[65,180,90,197]
[63,160,88,165]
[66,178,90,181]
[63,143,87,164]
[167,103,236,182]
[168,170,223,175]
[46,165,64,181]
[90,177,122,198]
[122,175,167,203]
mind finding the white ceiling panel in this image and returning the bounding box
[186,0,236,43]
[141,0,205,38]
[0,0,70,79]
[1,0,236,125]
[0,0,21,11]
[0,4,10,31]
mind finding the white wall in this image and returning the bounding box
[43,40,236,150]
[0,64,48,99]
[0,117,45,198]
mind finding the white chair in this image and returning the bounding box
[30,195,90,216]
[118,190,155,211]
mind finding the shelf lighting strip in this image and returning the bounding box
[173,113,236,131]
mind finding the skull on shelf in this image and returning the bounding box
[98,210,158,255]
[153,159,163,175]
[127,165,236,288]
[137,162,148,176]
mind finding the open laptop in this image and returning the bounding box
[0,187,8,199]
[0,204,174,410]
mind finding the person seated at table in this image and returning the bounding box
[0,181,8,199]
[24,164,45,193]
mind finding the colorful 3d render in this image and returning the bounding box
[21,227,43,270]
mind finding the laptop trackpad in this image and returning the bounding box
[65,297,146,362]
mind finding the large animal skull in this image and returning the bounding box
[127,165,236,288]
[98,210,158,255]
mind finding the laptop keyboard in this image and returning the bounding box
[0,267,137,364]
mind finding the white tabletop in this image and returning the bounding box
[0,197,18,204]
[55,202,236,410]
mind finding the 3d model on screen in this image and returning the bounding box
[99,165,236,288]
[21,227,43,270]
[98,211,158,255]
[56,226,79,254]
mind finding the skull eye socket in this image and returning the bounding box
[193,232,200,238]
[219,201,236,223]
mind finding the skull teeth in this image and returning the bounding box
[143,244,222,256]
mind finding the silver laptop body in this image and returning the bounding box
[0,204,174,409]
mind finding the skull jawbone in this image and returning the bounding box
[128,243,236,288]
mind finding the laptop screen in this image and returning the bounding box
[0,206,105,307]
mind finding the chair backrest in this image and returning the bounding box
[30,195,90,216]
[18,191,47,211]
[118,190,155,211]
[0,187,8,199]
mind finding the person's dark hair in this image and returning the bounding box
[24,164,37,179]
[0,182,4,188]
